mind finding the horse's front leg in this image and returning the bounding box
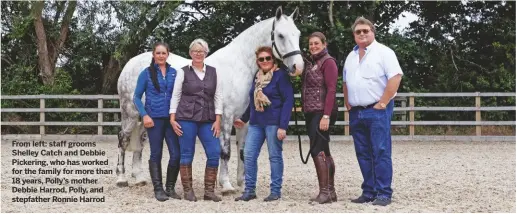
[132,124,147,186]
[235,123,248,187]
[219,114,236,194]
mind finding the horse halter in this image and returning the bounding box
[270,20,302,61]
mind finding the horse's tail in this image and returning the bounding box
[127,121,144,152]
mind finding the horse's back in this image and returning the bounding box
[118,52,191,96]
[117,52,190,117]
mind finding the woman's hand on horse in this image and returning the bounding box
[233,119,245,128]
[211,120,221,137]
[277,128,286,141]
[143,115,154,128]
[170,118,183,136]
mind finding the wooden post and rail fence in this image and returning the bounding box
[1,92,515,142]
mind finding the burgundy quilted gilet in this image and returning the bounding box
[301,53,335,113]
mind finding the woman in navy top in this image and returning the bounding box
[133,42,180,202]
[234,46,294,202]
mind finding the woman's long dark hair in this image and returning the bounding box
[149,42,170,92]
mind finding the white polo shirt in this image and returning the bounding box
[343,40,403,107]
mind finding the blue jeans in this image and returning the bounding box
[147,117,180,167]
[349,100,394,199]
[178,120,221,168]
[243,124,284,196]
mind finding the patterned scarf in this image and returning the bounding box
[253,64,278,112]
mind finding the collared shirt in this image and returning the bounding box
[343,40,403,107]
[169,62,223,114]
[188,62,207,80]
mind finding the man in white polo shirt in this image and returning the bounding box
[343,16,403,206]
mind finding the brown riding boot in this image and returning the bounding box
[203,167,222,202]
[310,152,332,204]
[327,155,337,202]
[180,165,197,202]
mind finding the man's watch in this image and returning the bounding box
[323,115,330,119]
[379,102,387,108]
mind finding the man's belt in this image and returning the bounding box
[350,103,376,111]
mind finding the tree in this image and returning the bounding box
[100,1,182,93]
[32,1,77,85]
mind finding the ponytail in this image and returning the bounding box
[149,57,160,92]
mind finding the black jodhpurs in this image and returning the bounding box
[304,112,336,158]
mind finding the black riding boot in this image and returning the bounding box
[165,165,181,199]
[148,160,169,201]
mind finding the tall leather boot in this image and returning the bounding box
[165,165,181,199]
[203,167,222,202]
[310,152,332,204]
[148,160,169,202]
[327,155,337,202]
[180,164,197,202]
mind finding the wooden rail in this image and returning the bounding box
[1,93,515,138]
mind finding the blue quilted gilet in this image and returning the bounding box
[144,64,177,118]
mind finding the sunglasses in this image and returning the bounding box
[258,56,272,62]
[354,29,370,35]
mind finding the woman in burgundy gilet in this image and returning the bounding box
[301,32,339,204]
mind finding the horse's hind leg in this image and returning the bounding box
[117,131,129,187]
[219,114,236,194]
[236,123,248,187]
[132,123,147,186]
[116,114,137,187]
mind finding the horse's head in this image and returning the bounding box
[271,6,304,75]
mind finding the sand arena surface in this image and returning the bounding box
[1,139,515,213]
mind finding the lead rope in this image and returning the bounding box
[294,57,330,164]
[294,105,330,164]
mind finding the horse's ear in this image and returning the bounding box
[275,6,283,20]
[290,7,299,20]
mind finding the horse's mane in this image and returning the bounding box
[207,17,274,62]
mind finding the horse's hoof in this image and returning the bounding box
[116,181,129,187]
[135,180,147,186]
[222,191,234,196]
[220,183,236,194]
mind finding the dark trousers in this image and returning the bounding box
[147,117,180,168]
[349,100,394,199]
[304,112,332,157]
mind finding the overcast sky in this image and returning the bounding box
[389,11,419,33]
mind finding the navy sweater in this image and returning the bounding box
[241,68,294,130]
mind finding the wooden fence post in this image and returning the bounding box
[409,94,415,136]
[40,97,45,135]
[98,97,103,135]
[475,92,481,136]
[400,99,407,122]
[344,108,349,136]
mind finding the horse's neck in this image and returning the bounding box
[209,19,273,75]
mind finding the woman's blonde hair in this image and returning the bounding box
[189,38,210,54]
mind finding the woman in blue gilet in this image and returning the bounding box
[133,42,180,202]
